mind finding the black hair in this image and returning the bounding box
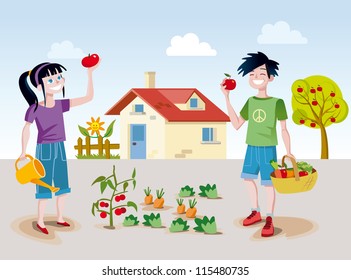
[237,52,279,78]
[19,62,67,111]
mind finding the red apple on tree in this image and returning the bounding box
[312,100,318,106]
[299,119,305,124]
[330,92,336,97]
[223,73,236,90]
[297,87,303,93]
[335,103,340,108]
[310,122,316,128]
[317,86,323,91]
[81,53,100,68]
[330,117,336,122]
[310,88,316,94]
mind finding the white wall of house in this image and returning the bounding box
[165,122,227,159]
[119,97,166,159]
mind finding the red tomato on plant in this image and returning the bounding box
[81,53,99,68]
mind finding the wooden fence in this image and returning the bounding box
[74,136,120,159]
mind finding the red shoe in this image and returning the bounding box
[243,210,262,226]
[57,221,70,227]
[36,224,49,234]
[261,216,274,237]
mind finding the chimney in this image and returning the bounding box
[145,72,156,88]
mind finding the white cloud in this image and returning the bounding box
[47,40,86,59]
[257,21,308,44]
[166,33,217,56]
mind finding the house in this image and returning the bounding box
[105,72,230,159]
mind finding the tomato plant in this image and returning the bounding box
[90,166,137,228]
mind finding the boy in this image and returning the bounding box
[221,52,294,237]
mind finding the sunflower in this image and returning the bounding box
[86,117,105,136]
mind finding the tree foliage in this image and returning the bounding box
[291,75,349,158]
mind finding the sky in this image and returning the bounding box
[1,0,350,159]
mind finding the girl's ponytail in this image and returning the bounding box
[19,71,39,111]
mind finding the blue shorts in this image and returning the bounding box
[241,145,277,186]
[35,142,71,199]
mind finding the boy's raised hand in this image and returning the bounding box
[220,79,230,97]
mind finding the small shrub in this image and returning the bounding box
[194,216,217,234]
[178,185,195,197]
[199,184,218,199]
[169,218,190,233]
[143,213,162,228]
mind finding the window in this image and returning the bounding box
[135,104,144,113]
[190,98,198,108]
[202,128,214,142]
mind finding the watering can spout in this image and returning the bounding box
[30,179,60,193]
[15,154,60,193]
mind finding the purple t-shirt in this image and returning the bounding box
[25,99,70,144]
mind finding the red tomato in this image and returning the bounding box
[81,53,99,68]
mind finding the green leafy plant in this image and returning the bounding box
[178,185,195,197]
[143,213,162,228]
[199,184,218,199]
[90,166,137,228]
[169,218,190,233]
[194,216,217,234]
[123,214,139,226]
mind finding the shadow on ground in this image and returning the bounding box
[234,216,318,240]
[11,215,80,245]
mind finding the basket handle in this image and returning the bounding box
[281,155,300,181]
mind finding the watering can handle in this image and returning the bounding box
[15,154,34,171]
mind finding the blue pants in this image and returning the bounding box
[241,145,277,186]
[35,142,71,199]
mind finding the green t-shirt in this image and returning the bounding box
[240,96,288,146]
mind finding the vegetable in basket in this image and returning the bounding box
[270,160,314,178]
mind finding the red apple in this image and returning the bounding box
[297,87,303,93]
[335,104,340,108]
[310,123,316,128]
[312,100,318,106]
[299,119,305,124]
[317,86,323,92]
[330,117,336,122]
[223,73,236,90]
[81,53,99,68]
[310,88,316,94]
[330,92,335,97]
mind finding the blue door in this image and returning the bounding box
[130,124,146,159]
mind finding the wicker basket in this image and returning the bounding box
[270,155,318,194]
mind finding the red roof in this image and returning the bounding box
[105,88,230,122]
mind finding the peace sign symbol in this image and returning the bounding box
[252,109,266,123]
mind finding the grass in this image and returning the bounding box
[76,154,120,159]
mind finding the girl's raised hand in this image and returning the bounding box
[87,58,101,73]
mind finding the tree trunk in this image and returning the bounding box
[320,125,329,159]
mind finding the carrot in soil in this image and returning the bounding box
[144,187,153,205]
[176,198,185,214]
[153,188,165,208]
[186,198,197,218]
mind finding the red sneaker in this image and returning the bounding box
[261,216,274,237]
[243,210,262,226]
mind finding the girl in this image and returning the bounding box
[19,60,100,234]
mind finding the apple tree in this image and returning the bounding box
[291,75,348,159]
